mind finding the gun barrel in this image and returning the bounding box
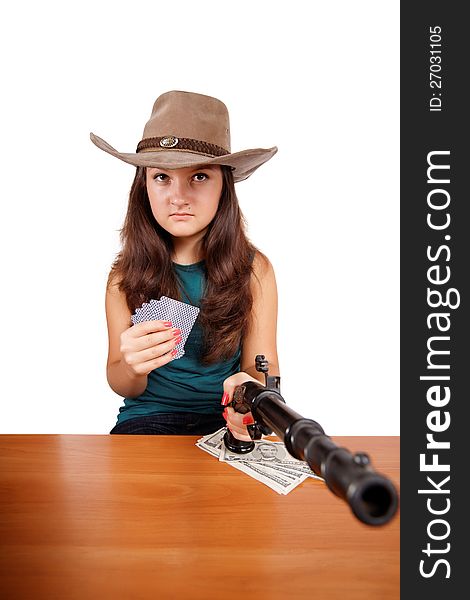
[247,383,398,526]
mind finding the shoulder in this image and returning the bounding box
[251,250,276,285]
[105,271,131,317]
[106,270,123,297]
[250,251,277,301]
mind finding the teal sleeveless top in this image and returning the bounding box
[116,260,241,424]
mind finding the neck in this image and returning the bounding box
[171,231,206,265]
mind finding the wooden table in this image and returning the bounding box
[0,435,399,599]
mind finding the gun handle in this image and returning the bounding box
[223,429,254,454]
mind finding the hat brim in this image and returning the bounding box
[90,133,277,183]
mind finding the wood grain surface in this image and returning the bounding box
[0,435,399,599]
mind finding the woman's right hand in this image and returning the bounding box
[119,320,182,377]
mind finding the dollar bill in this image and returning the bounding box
[196,427,323,494]
[196,427,226,458]
[219,439,318,474]
[227,460,309,495]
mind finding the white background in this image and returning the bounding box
[0,1,399,434]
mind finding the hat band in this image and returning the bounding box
[136,136,229,157]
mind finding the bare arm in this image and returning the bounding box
[240,252,280,382]
[105,279,148,398]
[224,253,280,440]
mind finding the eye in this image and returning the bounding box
[153,173,168,182]
[193,172,208,182]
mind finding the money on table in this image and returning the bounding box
[196,428,323,495]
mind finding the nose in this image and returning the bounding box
[169,177,192,207]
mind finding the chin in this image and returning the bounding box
[161,218,211,239]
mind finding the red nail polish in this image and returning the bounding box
[221,392,230,406]
[242,415,255,425]
[222,410,227,421]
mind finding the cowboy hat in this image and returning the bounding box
[90,90,278,183]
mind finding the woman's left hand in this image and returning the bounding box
[221,371,260,441]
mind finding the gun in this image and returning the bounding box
[223,355,399,526]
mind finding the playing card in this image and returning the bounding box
[132,302,151,325]
[132,298,188,358]
[149,296,200,359]
[131,302,151,325]
[131,296,200,359]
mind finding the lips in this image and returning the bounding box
[171,213,193,216]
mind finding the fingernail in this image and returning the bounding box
[171,349,178,357]
[172,329,182,336]
[174,336,182,344]
[221,392,230,406]
[163,321,173,327]
[242,415,255,425]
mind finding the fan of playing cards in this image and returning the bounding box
[131,296,200,359]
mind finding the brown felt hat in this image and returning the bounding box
[90,90,277,183]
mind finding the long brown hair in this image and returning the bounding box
[108,165,266,364]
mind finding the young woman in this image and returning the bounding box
[90,90,280,438]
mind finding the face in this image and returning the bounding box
[146,165,223,240]
[259,445,277,459]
